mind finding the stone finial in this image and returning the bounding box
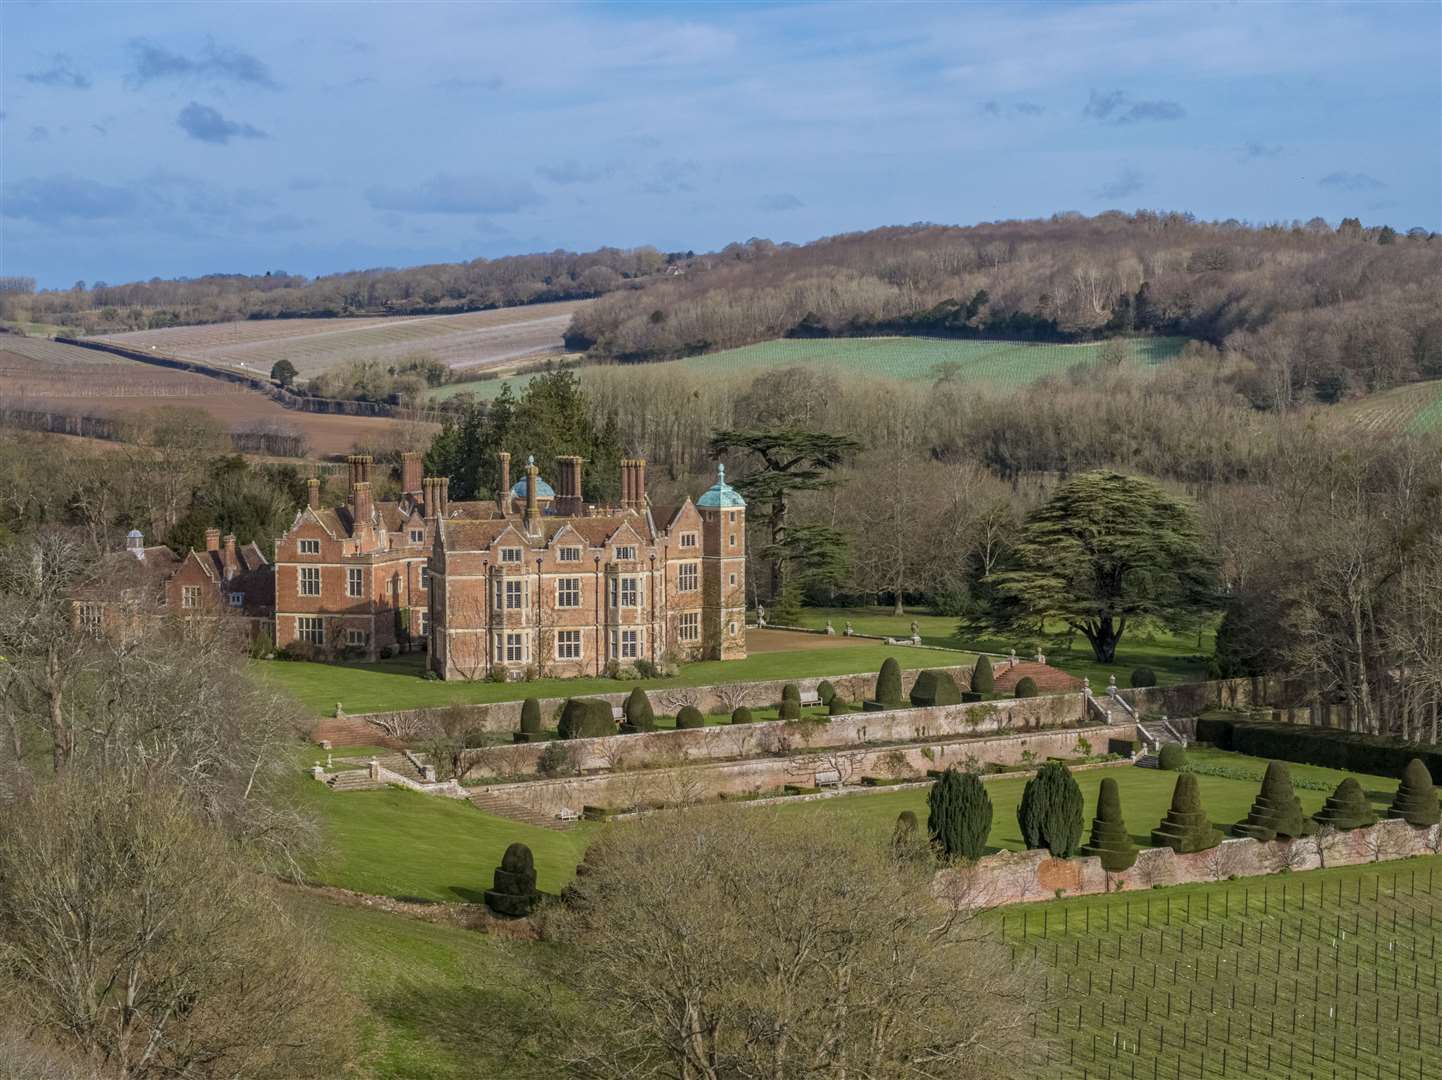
[1108,674,1117,689]
[717,463,725,482]
[334,702,344,718]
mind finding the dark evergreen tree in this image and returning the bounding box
[520,698,542,734]
[816,680,836,705]
[1234,761,1315,841]
[675,706,705,729]
[484,841,540,918]
[1017,761,1084,857]
[781,684,801,705]
[1013,676,1039,698]
[1388,758,1441,828]
[778,698,801,721]
[927,768,992,860]
[970,655,994,694]
[1081,777,1137,872]
[1313,778,1377,831]
[270,358,298,387]
[622,687,655,732]
[1151,773,1222,853]
[875,658,903,707]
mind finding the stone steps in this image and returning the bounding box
[1135,754,1160,770]
[327,770,384,792]
[468,791,576,831]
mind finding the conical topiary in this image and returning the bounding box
[520,697,542,734]
[970,655,995,694]
[875,658,903,707]
[484,841,540,917]
[910,669,961,708]
[675,705,704,729]
[1151,773,1222,853]
[927,768,992,860]
[1313,777,1378,831]
[1081,777,1137,872]
[817,680,836,705]
[1017,761,1084,857]
[1233,761,1315,841]
[1388,758,1441,828]
[622,687,655,732]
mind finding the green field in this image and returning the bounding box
[256,641,976,716]
[670,335,1187,386]
[1338,379,1442,436]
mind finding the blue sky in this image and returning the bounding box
[2,0,1438,289]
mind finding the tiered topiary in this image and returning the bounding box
[1014,676,1039,699]
[1130,667,1158,688]
[1388,758,1441,828]
[817,680,836,706]
[1017,761,1084,857]
[730,706,755,724]
[1158,742,1186,770]
[970,655,994,695]
[558,698,617,740]
[621,687,655,733]
[514,697,544,742]
[484,841,540,917]
[928,768,992,860]
[675,705,705,729]
[1081,777,1137,872]
[909,669,961,708]
[1313,777,1377,831]
[1151,773,1222,853]
[1233,761,1315,841]
[872,657,903,709]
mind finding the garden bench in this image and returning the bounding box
[611,705,625,722]
[814,769,842,788]
[799,689,821,707]
[556,807,581,822]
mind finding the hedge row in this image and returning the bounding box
[1196,718,1442,783]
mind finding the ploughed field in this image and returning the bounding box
[0,336,428,457]
[1335,379,1442,436]
[92,299,589,378]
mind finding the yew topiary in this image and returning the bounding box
[675,706,705,729]
[817,680,836,706]
[927,768,992,860]
[1017,761,1084,857]
[875,658,903,707]
[1014,676,1039,699]
[520,697,542,734]
[622,687,655,732]
[1313,777,1377,831]
[1130,667,1158,688]
[1081,777,1137,872]
[782,683,801,705]
[484,841,540,917]
[1158,743,1186,771]
[970,655,995,694]
[910,669,961,708]
[1151,773,1222,853]
[828,696,849,716]
[778,699,801,721]
[1233,761,1315,841]
[1388,758,1441,828]
[730,706,755,724]
[558,698,617,740]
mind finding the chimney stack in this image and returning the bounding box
[621,458,647,511]
[307,477,321,510]
[352,481,374,528]
[557,455,583,515]
[400,451,422,495]
[422,477,438,519]
[498,452,512,512]
[205,527,221,552]
[524,456,541,534]
[440,476,449,517]
[621,459,633,509]
[346,455,373,498]
[222,534,237,575]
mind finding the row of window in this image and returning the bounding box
[295,530,720,563]
[295,565,429,598]
[490,612,707,664]
[490,568,701,611]
[294,612,428,647]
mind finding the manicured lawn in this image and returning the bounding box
[256,643,974,716]
[777,747,1400,854]
[788,605,1214,689]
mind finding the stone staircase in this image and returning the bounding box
[326,769,384,792]
[1134,719,1188,769]
[469,790,576,831]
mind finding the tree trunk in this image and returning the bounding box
[1080,616,1124,663]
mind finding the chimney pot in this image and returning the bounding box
[204,527,221,552]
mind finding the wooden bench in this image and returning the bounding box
[799,689,821,707]
[611,705,625,722]
[814,769,842,788]
[556,807,581,822]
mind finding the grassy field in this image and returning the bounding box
[669,335,1188,387]
[1004,855,1442,1079]
[1335,379,1442,436]
[256,640,977,715]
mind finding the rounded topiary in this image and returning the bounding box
[1014,676,1039,699]
[875,658,903,707]
[484,841,539,917]
[520,697,542,734]
[778,698,801,721]
[1388,758,1441,828]
[730,706,755,724]
[1158,742,1186,771]
[675,705,704,729]
[622,687,655,732]
[1234,760,1315,841]
[781,683,801,705]
[558,698,617,740]
[1081,777,1137,872]
[1017,761,1084,857]
[928,768,992,860]
[1313,777,1378,831]
[1151,773,1222,853]
[1130,667,1158,688]
[970,655,995,694]
[828,696,849,716]
[909,669,961,708]
[816,680,836,706]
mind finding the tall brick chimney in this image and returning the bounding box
[222,534,237,576]
[307,477,321,510]
[620,459,633,508]
[422,477,438,519]
[524,456,541,534]
[621,458,647,511]
[346,455,373,499]
[498,452,512,512]
[205,527,221,552]
[440,477,449,516]
[352,481,374,524]
[557,455,583,515]
[400,451,422,495]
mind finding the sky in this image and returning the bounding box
[2,0,1439,290]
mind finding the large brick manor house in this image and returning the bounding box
[269,450,747,679]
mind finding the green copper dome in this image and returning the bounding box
[697,463,745,509]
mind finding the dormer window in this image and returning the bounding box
[679,532,698,549]
[614,546,636,562]
[558,546,581,562]
[410,529,424,544]
[499,547,522,564]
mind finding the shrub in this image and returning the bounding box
[1313,777,1377,831]
[1158,743,1186,770]
[1130,667,1158,688]
[1016,761,1083,857]
[829,696,850,716]
[1013,676,1039,699]
[891,810,919,857]
[675,706,704,730]
[520,697,542,735]
[622,687,655,732]
[248,627,275,660]
[778,699,801,721]
[781,683,801,705]
[634,658,659,679]
[875,658,903,707]
[817,680,836,706]
[730,706,755,724]
[909,669,961,708]
[558,698,617,740]
[1192,718,1442,782]
[927,768,992,860]
[1388,758,1441,828]
[1151,773,1222,853]
[1233,761,1315,841]
[484,842,540,918]
[537,741,576,777]
[970,655,994,694]
[1081,777,1137,872]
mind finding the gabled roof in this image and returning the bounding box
[73,545,182,602]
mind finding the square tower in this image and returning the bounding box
[695,464,747,660]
